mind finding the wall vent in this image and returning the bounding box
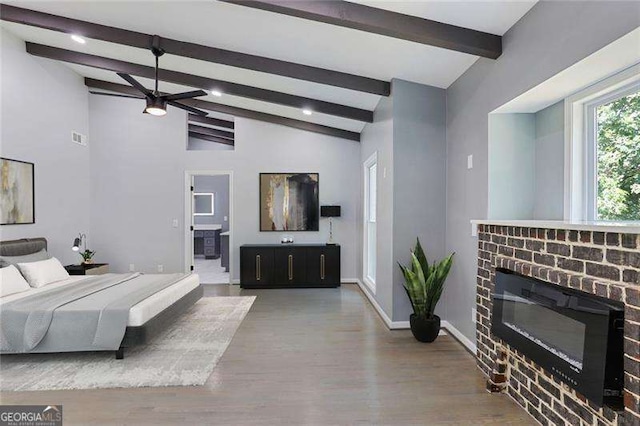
[71,131,87,146]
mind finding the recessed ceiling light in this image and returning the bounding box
[302,109,313,116]
[211,90,222,97]
[71,35,86,44]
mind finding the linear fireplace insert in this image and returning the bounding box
[492,268,624,407]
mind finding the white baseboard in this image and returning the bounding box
[355,279,420,330]
[231,278,356,285]
[354,281,468,341]
[441,320,477,354]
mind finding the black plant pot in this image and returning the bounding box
[410,314,441,343]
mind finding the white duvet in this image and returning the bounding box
[0,273,200,327]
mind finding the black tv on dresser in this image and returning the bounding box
[492,268,624,408]
[240,244,340,288]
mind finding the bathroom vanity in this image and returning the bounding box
[193,224,222,259]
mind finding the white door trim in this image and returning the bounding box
[362,151,378,293]
[184,170,234,285]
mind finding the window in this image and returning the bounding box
[565,65,640,221]
[363,152,377,291]
[588,89,640,220]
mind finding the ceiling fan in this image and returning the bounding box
[90,37,209,117]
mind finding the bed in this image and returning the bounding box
[0,238,203,359]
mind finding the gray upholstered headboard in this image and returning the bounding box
[0,238,48,257]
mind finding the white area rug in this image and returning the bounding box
[0,296,255,391]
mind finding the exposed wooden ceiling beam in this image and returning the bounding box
[0,4,390,95]
[26,43,373,122]
[189,132,235,146]
[221,1,502,59]
[188,114,234,130]
[188,124,235,140]
[85,78,361,142]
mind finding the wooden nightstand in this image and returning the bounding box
[65,263,109,276]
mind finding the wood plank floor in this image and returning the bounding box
[0,284,534,425]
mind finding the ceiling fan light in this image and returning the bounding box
[145,107,167,116]
[144,97,167,116]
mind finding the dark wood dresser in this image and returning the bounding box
[240,244,340,288]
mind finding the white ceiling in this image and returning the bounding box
[2,1,537,134]
[350,1,538,36]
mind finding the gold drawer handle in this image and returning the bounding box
[256,255,261,281]
[321,254,325,280]
[288,255,293,280]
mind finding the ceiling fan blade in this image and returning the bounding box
[163,90,208,102]
[116,73,151,95]
[167,101,208,116]
[89,91,144,99]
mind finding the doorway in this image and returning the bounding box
[185,171,233,284]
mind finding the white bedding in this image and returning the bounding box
[127,273,200,326]
[0,273,200,327]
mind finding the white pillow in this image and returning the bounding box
[0,265,32,297]
[17,257,70,288]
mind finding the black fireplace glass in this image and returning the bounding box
[492,268,624,408]
[502,290,586,370]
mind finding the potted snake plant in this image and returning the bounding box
[398,238,454,342]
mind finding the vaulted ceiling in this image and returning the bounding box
[0,1,536,141]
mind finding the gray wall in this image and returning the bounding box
[487,104,565,221]
[89,98,186,275]
[391,80,446,322]
[0,30,90,266]
[193,175,230,232]
[358,79,447,322]
[445,1,640,342]
[534,101,565,220]
[89,95,360,278]
[488,113,536,219]
[358,93,394,316]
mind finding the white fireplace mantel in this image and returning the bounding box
[471,219,640,234]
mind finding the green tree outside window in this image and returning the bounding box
[596,91,640,221]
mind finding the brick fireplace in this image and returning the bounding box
[475,223,639,425]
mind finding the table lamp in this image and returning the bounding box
[320,205,341,245]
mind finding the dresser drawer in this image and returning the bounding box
[194,230,204,237]
[203,230,217,237]
[204,247,216,256]
[204,237,215,246]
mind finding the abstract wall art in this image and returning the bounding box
[260,173,319,231]
[1,158,35,225]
